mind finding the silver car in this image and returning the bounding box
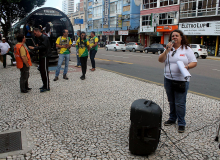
[126,42,144,52]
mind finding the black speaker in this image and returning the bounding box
[129,99,162,155]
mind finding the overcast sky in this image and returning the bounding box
[40,0,80,12]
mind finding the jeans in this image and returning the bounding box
[80,56,88,76]
[2,51,15,68]
[76,53,81,66]
[55,54,70,77]
[39,57,50,89]
[20,64,30,91]
[164,77,189,126]
[90,49,97,68]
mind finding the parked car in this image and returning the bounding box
[190,44,208,59]
[105,41,126,52]
[126,42,144,52]
[144,43,165,54]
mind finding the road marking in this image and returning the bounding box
[212,69,220,71]
[97,67,220,101]
[95,58,133,64]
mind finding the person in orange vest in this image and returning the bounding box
[14,34,32,93]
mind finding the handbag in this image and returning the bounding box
[171,80,185,93]
[167,50,186,93]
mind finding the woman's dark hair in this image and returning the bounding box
[46,23,51,33]
[17,34,25,42]
[168,29,190,49]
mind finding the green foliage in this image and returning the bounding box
[0,0,46,37]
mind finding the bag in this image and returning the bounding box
[171,80,186,93]
[57,37,71,54]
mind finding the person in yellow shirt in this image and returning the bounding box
[89,31,99,71]
[76,32,91,80]
[54,29,72,81]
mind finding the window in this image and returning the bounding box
[110,1,122,14]
[143,0,157,9]
[180,0,217,18]
[142,15,151,26]
[159,11,178,25]
[93,6,102,17]
[118,42,125,44]
[191,45,197,48]
[160,0,178,7]
[94,0,102,4]
[123,0,130,4]
[93,19,102,29]
[110,17,117,28]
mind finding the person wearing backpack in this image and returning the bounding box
[54,29,72,81]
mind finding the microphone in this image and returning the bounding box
[166,40,175,49]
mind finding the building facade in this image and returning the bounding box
[86,0,140,43]
[68,0,87,39]
[140,0,180,47]
[62,0,75,15]
[179,0,220,57]
[62,0,68,15]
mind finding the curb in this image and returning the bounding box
[207,57,220,61]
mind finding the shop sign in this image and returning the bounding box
[34,10,62,16]
[118,30,128,35]
[103,0,109,25]
[102,31,115,35]
[140,26,154,32]
[117,14,122,28]
[156,25,178,32]
[179,21,220,35]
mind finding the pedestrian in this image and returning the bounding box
[73,30,81,68]
[14,34,32,93]
[25,22,32,38]
[76,32,91,80]
[89,31,98,71]
[28,28,51,93]
[0,37,16,68]
[54,29,72,81]
[158,29,197,133]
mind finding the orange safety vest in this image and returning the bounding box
[14,43,32,69]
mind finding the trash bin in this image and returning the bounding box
[129,99,162,155]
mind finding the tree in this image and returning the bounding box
[0,0,46,38]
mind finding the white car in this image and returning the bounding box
[190,44,208,59]
[105,41,126,52]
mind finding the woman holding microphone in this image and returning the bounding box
[158,29,197,133]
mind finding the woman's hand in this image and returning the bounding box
[166,41,174,52]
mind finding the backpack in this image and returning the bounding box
[57,36,71,54]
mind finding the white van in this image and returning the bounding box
[190,44,208,59]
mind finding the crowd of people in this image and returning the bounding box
[1,27,197,133]
[0,20,99,94]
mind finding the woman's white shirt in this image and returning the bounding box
[164,45,197,81]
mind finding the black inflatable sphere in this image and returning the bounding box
[129,99,162,156]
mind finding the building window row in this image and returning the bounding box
[110,1,122,14]
[143,0,178,9]
[93,6,102,17]
[142,11,178,26]
[180,0,219,18]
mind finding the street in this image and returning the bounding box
[71,48,220,100]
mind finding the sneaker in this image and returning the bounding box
[53,77,58,81]
[63,74,69,80]
[13,61,16,65]
[178,126,185,133]
[77,66,81,68]
[40,88,50,93]
[164,120,175,126]
[75,65,78,67]
[26,87,32,90]
[80,75,85,80]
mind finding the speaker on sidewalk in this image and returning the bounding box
[129,99,162,155]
